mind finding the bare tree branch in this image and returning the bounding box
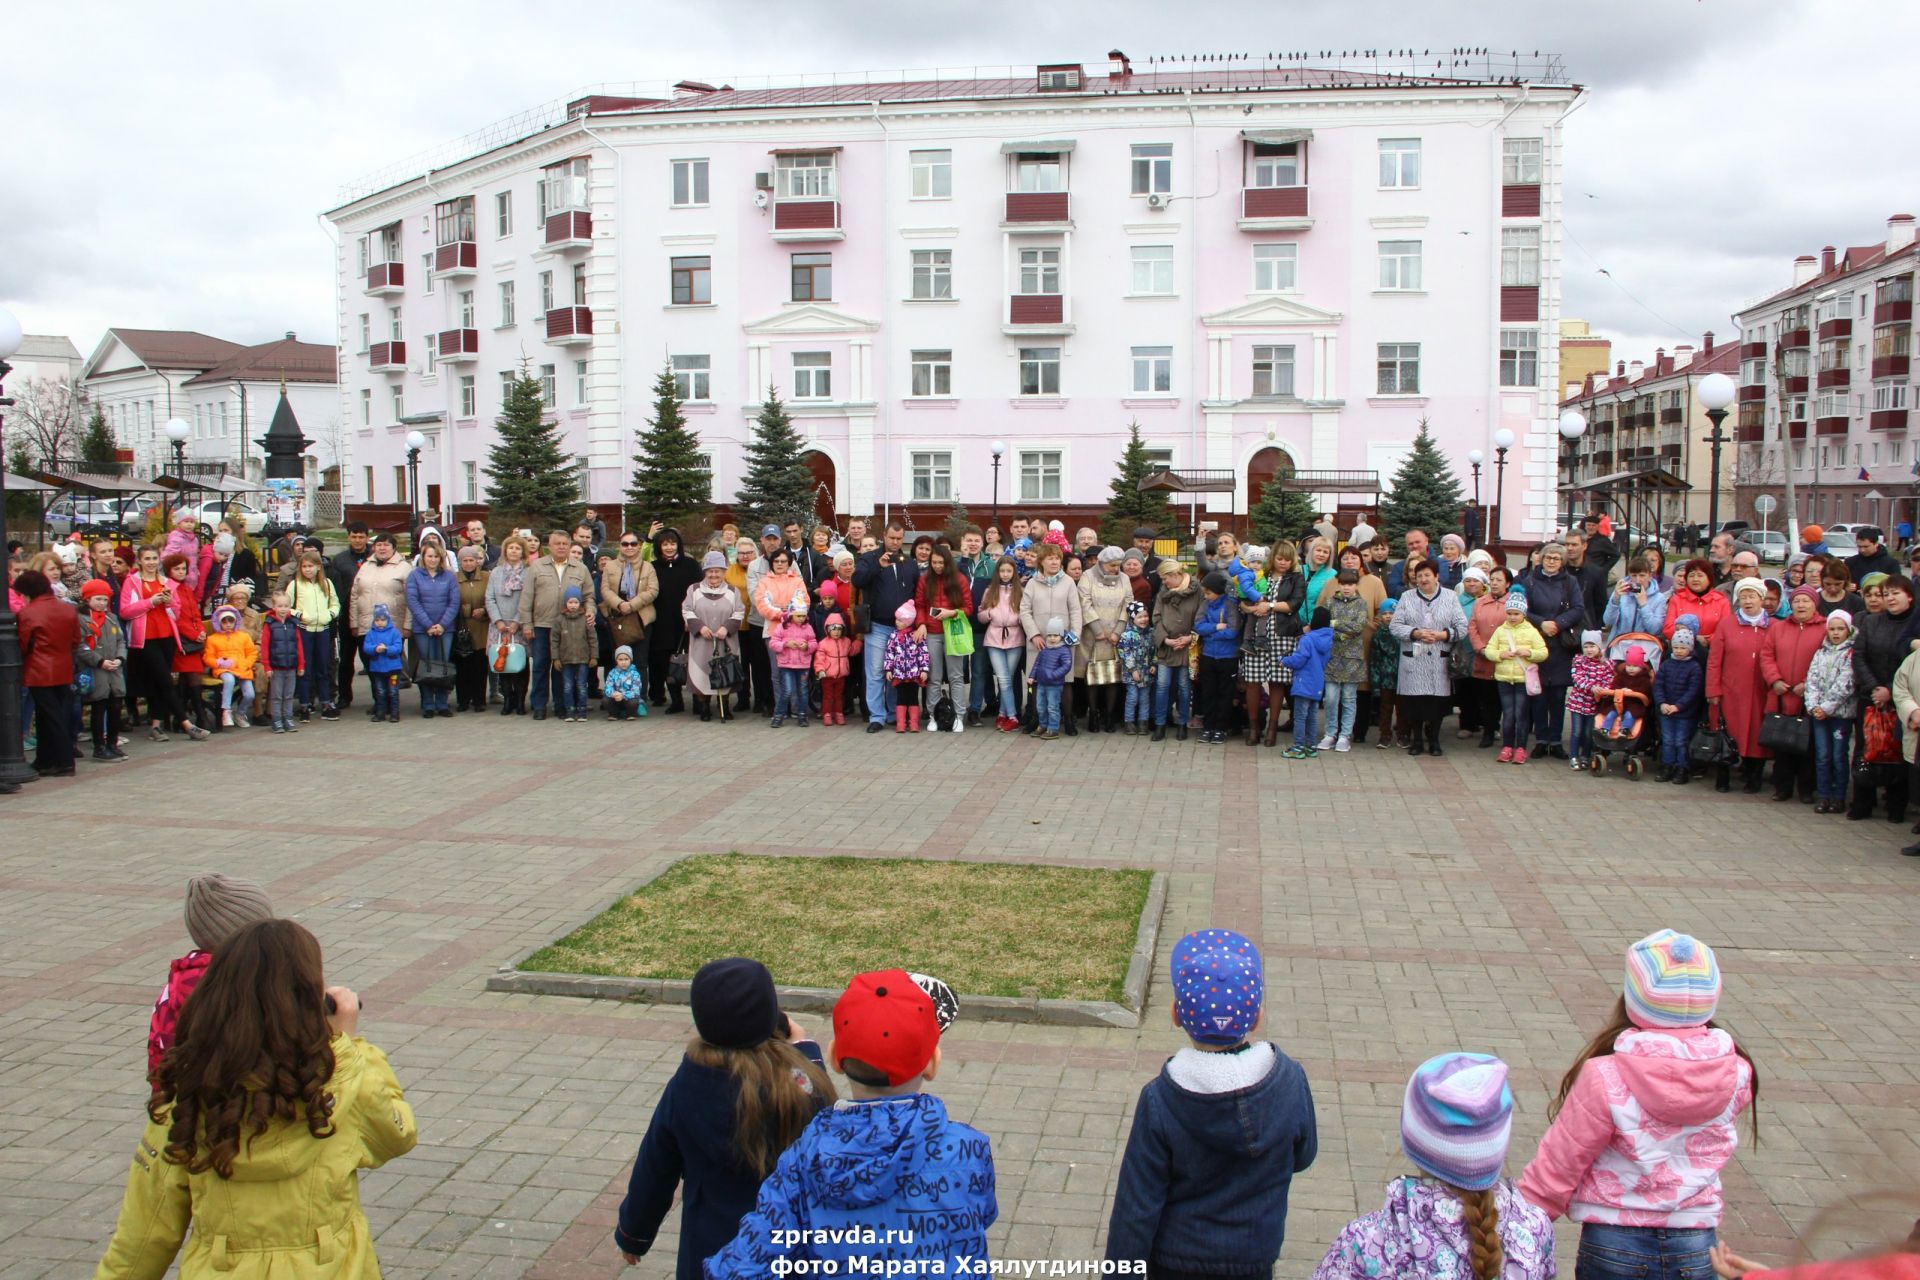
[10,377,86,464]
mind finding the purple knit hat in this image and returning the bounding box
[1400,1053,1514,1190]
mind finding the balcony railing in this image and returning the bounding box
[1501,184,1541,217]
[1817,317,1853,341]
[1739,341,1767,360]
[1872,354,1911,379]
[364,261,404,295]
[1661,406,1686,423]
[543,209,592,250]
[1784,374,1810,394]
[1787,420,1808,439]
[436,329,479,363]
[368,340,406,371]
[1007,294,1066,327]
[1737,385,1766,403]
[434,240,477,276]
[771,199,843,240]
[1816,367,1851,389]
[544,305,593,344]
[1238,186,1312,229]
[1004,192,1072,225]
[1874,298,1912,325]
[1871,408,1909,431]
[1814,415,1849,436]
[1735,423,1764,443]
[1778,327,1810,349]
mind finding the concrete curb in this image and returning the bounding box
[486,869,1169,1029]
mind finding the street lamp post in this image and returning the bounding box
[1466,449,1484,548]
[164,417,192,530]
[405,430,427,535]
[1491,429,1515,548]
[1558,409,1588,532]
[0,306,32,791]
[989,439,1005,528]
[1697,373,1736,538]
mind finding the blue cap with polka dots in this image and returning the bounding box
[1171,928,1264,1045]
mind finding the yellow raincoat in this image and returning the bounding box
[95,1034,416,1279]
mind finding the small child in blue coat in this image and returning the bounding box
[1118,600,1155,732]
[1028,616,1075,740]
[1652,625,1706,784]
[603,644,645,720]
[360,603,404,723]
[1281,606,1334,758]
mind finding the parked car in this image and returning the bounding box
[43,496,121,537]
[1746,529,1790,564]
[1819,522,1869,546]
[183,499,268,536]
[117,494,166,533]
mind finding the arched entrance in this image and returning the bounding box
[801,450,837,526]
[1245,446,1296,512]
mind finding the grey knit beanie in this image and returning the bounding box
[184,874,275,952]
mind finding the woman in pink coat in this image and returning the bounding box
[752,546,810,625]
[1758,587,1825,803]
[1706,578,1773,793]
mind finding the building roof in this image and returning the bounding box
[103,328,247,371]
[16,334,82,363]
[183,335,339,388]
[1561,337,1740,407]
[1740,240,1919,314]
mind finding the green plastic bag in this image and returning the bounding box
[942,611,975,657]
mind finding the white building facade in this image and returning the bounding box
[326,55,1581,535]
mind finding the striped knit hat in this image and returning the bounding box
[1400,1053,1513,1191]
[1624,929,1721,1028]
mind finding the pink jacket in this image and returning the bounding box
[977,587,1026,650]
[148,950,212,1078]
[1520,1026,1752,1228]
[768,618,818,670]
[163,528,202,590]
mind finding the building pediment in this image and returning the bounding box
[1200,296,1344,328]
[742,303,880,336]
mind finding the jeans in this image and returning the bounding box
[1034,682,1063,732]
[1498,682,1531,748]
[1123,680,1151,723]
[217,673,255,710]
[528,627,554,711]
[1811,717,1853,800]
[1660,712,1697,770]
[987,646,1024,719]
[1575,1223,1716,1280]
[864,624,896,723]
[1570,714,1594,761]
[774,667,807,718]
[1600,709,1638,737]
[1532,681,1569,747]
[416,633,451,712]
[297,627,332,708]
[967,629,990,715]
[1154,662,1192,726]
[1292,696,1323,747]
[269,669,297,724]
[370,671,399,716]
[559,663,589,715]
[1325,681,1358,739]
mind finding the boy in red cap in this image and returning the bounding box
[703,969,996,1280]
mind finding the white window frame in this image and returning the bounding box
[575,359,589,406]
[1501,228,1542,287]
[1503,138,1543,185]
[391,387,405,422]
[910,349,952,398]
[1130,143,1173,196]
[1018,448,1064,502]
[1131,346,1172,395]
[774,152,837,200]
[1018,246,1061,295]
[495,190,512,237]
[1013,155,1064,193]
[1018,347,1061,397]
[670,255,712,306]
[1130,245,1175,296]
[1252,243,1297,293]
[1377,343,1421,396]
[422,252,435,295]
[1378,240,1423,291]
[910,450,953,502]
[498,280,515,327]
[671,354,711,402]
[1250,144,1299,189]
[910,249,953,300]
[538,363,557,408]
[909,149,952,199]
[793,351,831,400]
[1378,137,1421,189]
[387,306,402,341]
[1251,345,1296,398]
[1874,381,1910,411]
[1499,329,1539,388]
[359,388,371,424]
[671,158,710,207]
[357,313,370,351]
[538,270,554,313]
[457,289,475,328]
[458,375,476,418]
[463,461,478,503]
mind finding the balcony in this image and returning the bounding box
[1501,184,1541,217]
[1739,341,1767,360]
[1787,420,1808,440]
[544,305,593,345]
[1003,293,1073,335]
[1873,354,1911,379]
[1816,367,1851,389]
[1500,286,1540,322]
[1875,297,1912,325]
[436,329,479,363]
[1871,409,1909,431]
[363,261,404,296]
[1736,422,1764,443]
[543,209,593,251]
[1814,415,1849,436]
[1004,192,1073,227]
[1778,327,1810,349]
[433,240,478,277]
[1237,186,1312,231]
[1661,406,1686,423]
[771,199,844,241]
[1785,374,1810,394]
[368,341,406,372]
[1817,317,1853,341]
[1737,384,1766,403]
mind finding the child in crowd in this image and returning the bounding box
[604,645,644,720]
[1568,630,1614,769]
[1029,616,1074,740]
[203,605,257,729]
[260,592,304,734]
[148,873,274,1079]
[1106,929,1317,1279]
[883,601,930,733]
[554,585,595,723]
[1196,571,1242,745]
[813,612,860,726]
[703,969,996,1280]
[1371,598,1403,750]
[1652,627,1706,785]
[162,510,200,589]
[1282,605,1333,759]
[1312,1053,1555,1280]
[1602,645,1655,739]
[361,603,404,723]
[769,598,818,728]
[1803,610,1856,813]
[1321,570,1369,753]
[1484,592,1547,764]
[1520,931,1756,1269]
[1119,600,1155,734]
[76,579,129,762]
[615,958,835,1278]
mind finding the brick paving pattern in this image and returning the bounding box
[2,715,1917,1278]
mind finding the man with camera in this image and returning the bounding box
[853,521,922,733]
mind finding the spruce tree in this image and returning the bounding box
[733,386,816,532]
[78,405,119,469]
[1250,476,1317,547]
[941,492,972,543]
[1377,418,1465,541]
[626,363,712,532]
[1100,421,1173,544]
[483,362,582,533]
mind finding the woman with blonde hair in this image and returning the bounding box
[484,534,534,715]
[285,550,340,721]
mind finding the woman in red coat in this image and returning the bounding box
[1707,577,1774,793]
[16,570,81,777]
[160,553,210,730]
[1664,559,1731,644]
[1760,586,1826,803]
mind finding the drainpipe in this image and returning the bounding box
[577,120,625,512]
[868,100,889,529]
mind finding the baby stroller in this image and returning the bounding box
[1588,632,1663,779]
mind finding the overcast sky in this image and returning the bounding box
[6,0,1915,376]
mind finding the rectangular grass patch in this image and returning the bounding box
[521,854,1155,1004]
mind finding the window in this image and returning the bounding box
[391,387,405,421]
[574,454,590,502]
[500,371,515,401]
[909,149,952,199]
[357,237,368,275]
[774,152,837,199]
[1817,389,1846,418]
[793,351,831,399]
[575,359,588,405]
[1251,345,1296,397]
[1013,155,1063,192]
[1815,293,1848,324]
[388,306,402,340]
[422,253,434,294]
[671,354,710,401]
[1741,357,1767,385]
[1037,66,1080,90]
[1499,330,1539,387]
[1874,325,1912,359]
[1875,381,1911,411]
[538,270,554,313]
[1131,245,1174,295]
[1377,343,1421,395]
[424,334,437,374]
[1253,244,1297,292]
[1019,347,1061,396]
[791,252,832,302]
[1143,446,1174,471]
[394,466,406,501]
[463,461,478,503]
[1018,246,1060,294]
[1501,228,1541,286]
[1131,143,1172,195]
[541,156,589,215]
[671,255,711,305]
[1378,138,1421,188]
[1819,339,1849,372]
[538,363,557,408]
[571,261,587,305]
[363,466,374,501]
[358,313,370,351]
[495,190,513,237]
[374,223,400,263]
[1131,346,1172,394]
[910,451,953,501]
[1878,274,1914,306]
[435,195,475,245]
[1790,394,1808,422]
[1250,142,1299,188]
[1503,138,1543,184]
[458,290,475,328]
[1019,450,1063,501]
[671,158,709,207]
[910,349,952,397]
[910,249,952,299]
[359,388,371,424]
[1378,240,1423,291]
[498,281,515,326]
[1784,346,1811,376]
[459,375,476,418]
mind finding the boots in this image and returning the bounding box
[1263,697,1283,748]
[1061,687,1078,736]
[1242,684,1262,747]
[896,704,910,733]
[1104,686,1121,733]
[1087,690,1104,733]
[908,705,922,733]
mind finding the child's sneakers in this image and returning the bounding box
[1512,746,1529,764]
[1497,746,1514,763]
[1282,745,1310,759]
[232,709,250,729]
[1316,735,1336,750]
[221,709,234,727]
[1570,756,1587,771]
[1334,736,1351,752]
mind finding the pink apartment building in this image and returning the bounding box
[325,52,1582,536]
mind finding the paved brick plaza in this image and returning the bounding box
[2,714,1917,1279]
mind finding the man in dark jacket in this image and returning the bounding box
[1564,530,1613,627]
[852,522,922,732]
[1522,543,1587,758]
[1846,527,1900,584]
[1581,512,1621,574]
[1130,526,1165,578]
[327,522,374,708]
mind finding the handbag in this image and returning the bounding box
[1758,696,1811,756]
[451,627,475,660]
[491,639,526,674]
[608,608,645,646]
[1862,703,1903,764]
[708,639,743,692]
[667,648,690,689]
[1449,632,1476,682]
[414,656,456,689]
[1523,663,1542,697]
[1690,710,1734,768]
[942,611,975,657]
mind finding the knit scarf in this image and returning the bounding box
[619,559,639,598]
[1035,570,1065,588]
[1735,606,1768,626]
[499,561,524,593]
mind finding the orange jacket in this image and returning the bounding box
[202,627,258,677]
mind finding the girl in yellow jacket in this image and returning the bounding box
[1482,590,1548,764]
[95,919,416,1280]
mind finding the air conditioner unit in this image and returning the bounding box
[1146,192,1165,209]
[754,171,774,191]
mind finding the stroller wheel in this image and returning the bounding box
[1590,754,1608,776]
[1624,757,1641,779]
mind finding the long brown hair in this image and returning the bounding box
[981,559,1023,615]
[685,1035,837,1178]
[150,919,339,1178]
[1454,1185,1504,1280]
[1548,995,1761,1143]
